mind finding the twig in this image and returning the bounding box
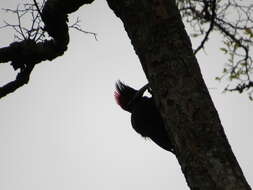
[194,0,216,54]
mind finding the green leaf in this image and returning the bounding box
[215,77,221,81]
[244,28,253,38]
[190,33,200,38]
[220,47,228,54]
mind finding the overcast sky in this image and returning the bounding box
[0,0,252,190]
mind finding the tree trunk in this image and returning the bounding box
[2,0,250,188]
[106,0,251,189]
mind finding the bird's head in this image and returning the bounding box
[114,80,138,112]
[114,80,150,112]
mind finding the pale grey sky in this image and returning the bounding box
[0,0,252,190]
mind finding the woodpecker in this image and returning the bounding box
[114,80,174,153]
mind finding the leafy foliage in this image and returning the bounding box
[177,0,253,98]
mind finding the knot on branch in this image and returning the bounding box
[10,40,38,70]
[41,2,69,51]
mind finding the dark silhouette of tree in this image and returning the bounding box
[0,0,252,189]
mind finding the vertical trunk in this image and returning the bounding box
[106,0,251,189]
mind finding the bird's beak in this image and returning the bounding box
[127,83,150,107]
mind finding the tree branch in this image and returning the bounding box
[194,0,216,54]
[0,0,95,99]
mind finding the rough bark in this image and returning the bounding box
[106,0,251,189]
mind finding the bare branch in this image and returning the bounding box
[194,0,217,54]
[68,17,97,40]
